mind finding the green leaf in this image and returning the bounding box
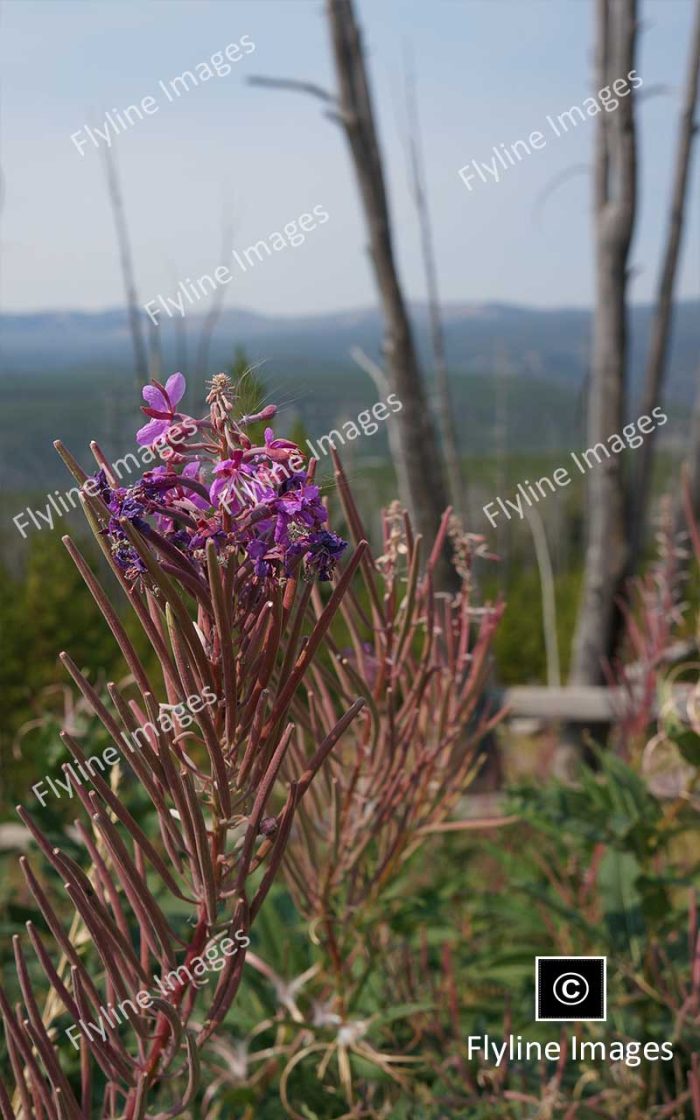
[598,849,644,955]
[373,1000,435,1026]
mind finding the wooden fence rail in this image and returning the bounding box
[500,684,695,723]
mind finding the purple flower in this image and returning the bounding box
[189,518,227,551]
[113,543,146,577]
[209,453,245,509]
[103,486,148,538]
[272,479,328,548]
[141,465,176,497]
[137,373,187,446]
[264,427,298,453]
[304,530,347,581]
[278,482,323,517]
[95,379,348,589]
[144,462,210,532]
[179,460,209,510]
[170,529,192,550]
[87,468,112,503]
[246,538,273,578]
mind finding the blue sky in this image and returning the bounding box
[1,0,698,315]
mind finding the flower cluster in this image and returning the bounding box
[88,373,347,585]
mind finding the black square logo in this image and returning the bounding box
[536,956,606,1021]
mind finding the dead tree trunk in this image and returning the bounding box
[687,388,700,522]
[103,145,149,388]
[630,0,700,566]
[675,361,700,550]
[570,0,638,686]
[325,0,450,552]
[404,57,463,513]
[195,218,233,385]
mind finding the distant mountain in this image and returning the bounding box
[1,299,698,405]
[0,300,695,501]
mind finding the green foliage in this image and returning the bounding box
[230,347,267,414]
[511,751,671,858]
[487,565,582,683]
[210,751,698,1117]
[0,532,157,810]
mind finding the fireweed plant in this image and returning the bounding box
[1,373,370,1118]
[232,489,698,1120]
[234,458,504,1117]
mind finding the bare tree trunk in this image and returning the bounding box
[403,56,463,513]
[675,361,700,546]
[685,378,700,524]
[570,0,638,686]
[630,0,700,566]
[103,145,149,388]
[351,344,410,502]
[0,80,5,363]
[147,317,162,381]
[524,505,561,689]
[194,219,233,385]
[174,307,188,378]
[325,0,450,553]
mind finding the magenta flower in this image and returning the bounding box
[137,373,187,446]
[179,460,209,511]
[91,371,348,588]
[209,453,246,509]
[264,427,297,453]
[146,462,209,533]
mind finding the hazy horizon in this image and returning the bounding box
[1,292,699,322]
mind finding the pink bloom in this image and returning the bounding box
[264,427,297,452]
[177,460,209,511]
[137,373,187,446]
[209,453,245,510]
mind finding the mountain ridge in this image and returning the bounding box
[0,300,695,495]
[0,298,697,405]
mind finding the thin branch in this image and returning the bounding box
[247,75,338,106]
[194,213,234,385]
[524,504,561,688]
[103,142,149,387]
[350,345,409,503]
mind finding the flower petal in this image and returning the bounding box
[165,372,186,406]
[142,384,168,410]
[209,477,227,506]
[136,418,169,446]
